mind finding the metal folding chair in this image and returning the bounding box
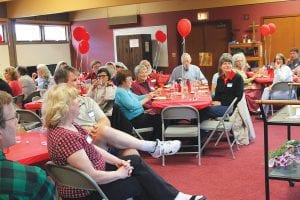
[45,161,108,200]
[270,82,297,115]
[200,97,239,159]
[161,105,201,166]
[16,109,43,131]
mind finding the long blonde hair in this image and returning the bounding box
[42,83,78,128]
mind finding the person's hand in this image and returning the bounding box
[89,124,104,142]
[92,79,102,89]
[32,72,37,79]
[116,160,133,178]
[146,92,155,99]
[212,101,221,106]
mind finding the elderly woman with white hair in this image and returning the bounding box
[232,53,261,113]
[33,64,51,89]
[131,64,158,111]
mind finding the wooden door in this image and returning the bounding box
[185,20,232,86]
[116,35,132,69]
[116,34,152,73]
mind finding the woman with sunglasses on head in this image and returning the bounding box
[87,68,116,116]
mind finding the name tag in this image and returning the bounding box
[227,83,233,88]
[88,111,95,119]
[86,135,93,144]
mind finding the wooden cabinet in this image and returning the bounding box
[228,42,263,68]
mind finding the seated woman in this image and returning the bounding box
[232,53,262,113]
[43,83,206,200]
[131,64,160,112]
[4,66,22,96]
[140,59,158,89]
[199,53,244,121]
[261,53,293,116]
[115,69,162,140]
[87,68,116,116]
[32,64,51,90]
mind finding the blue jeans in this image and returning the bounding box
[199,105,228,122]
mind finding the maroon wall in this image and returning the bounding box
[72,0,300,73]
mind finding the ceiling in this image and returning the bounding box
[2,0,289,19]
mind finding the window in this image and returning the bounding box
[0,25,3,43]
[15,24,41,41]
[44,25,67,41]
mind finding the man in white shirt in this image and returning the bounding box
[169,53,208,84]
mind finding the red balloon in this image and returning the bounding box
[73,26,86,41]
[82,31,90,41]
[260,24,270,36]
[155,30,167,43]
[177,18,192,38]
[0,34,2,44]
[268,23,276,35]
[79,40,90,54]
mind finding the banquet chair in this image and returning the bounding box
[12,94,25,108]
[23,90,41,103]
[161,105,201,166]
[16,109,43,131]
[200,97,239,159]
[111,103,153,140]
[270,82,297,115]
[45,161,109,200]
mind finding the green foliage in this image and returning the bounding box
[269,140,300,159]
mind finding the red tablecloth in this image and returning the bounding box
[24,99,43,111]
[152,89,212,110]
[5,132,49,165]
[254,77,273,84]
[254,77,299,85]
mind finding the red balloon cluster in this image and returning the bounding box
[0,34,2,44]
[155,30,167,43]
[260,23,276,36]
[177,18,192,38]
[73,26,90,54]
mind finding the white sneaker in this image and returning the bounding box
[150,139,181,158]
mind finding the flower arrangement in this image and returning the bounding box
[269,140,300,168]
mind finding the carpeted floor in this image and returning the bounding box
[143,116,300,200]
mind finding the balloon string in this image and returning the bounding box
[182,38,186,53]
[264,36,267,66]
[269,36,272,66]
[80,55,83,73]
[153,41,159,70]
[155,43,162,70]
[76,44,80,70]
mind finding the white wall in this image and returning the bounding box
[0,45,11,73]
[16,43,71,66]
[113,25,168,68]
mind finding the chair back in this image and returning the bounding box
[270,82,296,100]
[222,97,238,120]
[25,90,41,102]
[45,161,108,200]
[16,109,42,131]
[111,103,133,134]
[12,94,25,108]
[161,105,200,122]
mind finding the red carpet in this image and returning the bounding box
[143,116,300,200]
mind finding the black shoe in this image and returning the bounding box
[190,195,207,200]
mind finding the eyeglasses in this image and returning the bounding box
[5,113,17,122]
[98,75,108,78]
